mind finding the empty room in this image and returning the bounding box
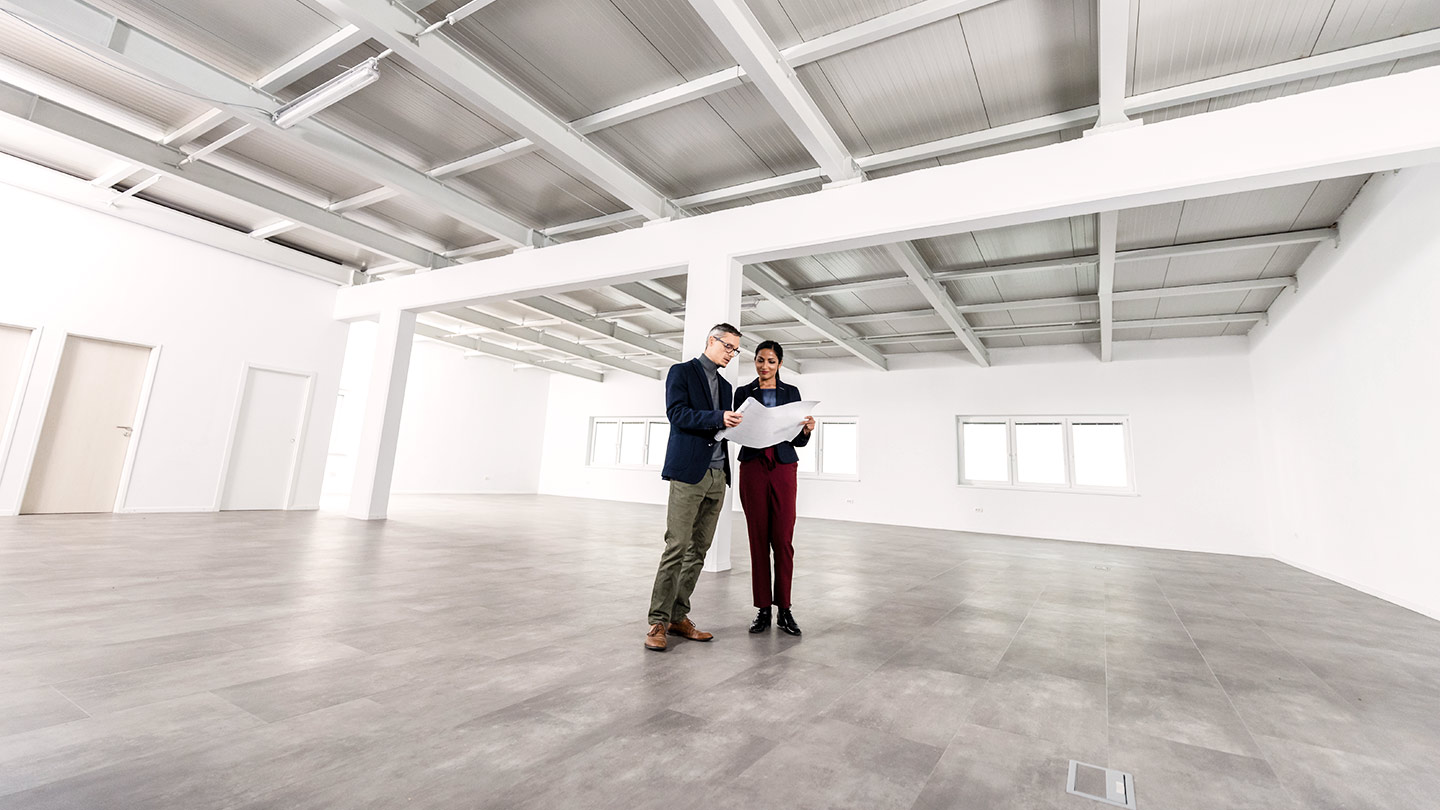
[1,0,1438,808]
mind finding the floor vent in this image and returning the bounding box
[1067,760,1135,808]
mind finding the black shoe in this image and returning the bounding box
[749,608,771,633]
[777,608,802,636]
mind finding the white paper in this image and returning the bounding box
[716,398,819,449]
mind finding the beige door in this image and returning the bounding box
[0,325,33,447]
[22,336,151,514]
[220,367,310,511]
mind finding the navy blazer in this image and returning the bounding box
[733,378,812,465]
[660,358,733,486]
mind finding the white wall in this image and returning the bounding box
[1250,167,1440,620]
[0,181,348,514]
[327,322,552,498]
[540,340,1269,557]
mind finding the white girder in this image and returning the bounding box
[881,241,990,366]
[0,150,354,284]
[974,313,1265,339]
[1097,210,1119,361]
[334,67,1440,320]
[413,322,603,382]
[2,0,538,248]
[316,0,675,221]
[1094,0,1135,130]
[439,308,661,380]
[790,228,1336,297]
[513,297,682,362]
[686,0,859,182]
[0,79,446,270]
[745,267,888,370]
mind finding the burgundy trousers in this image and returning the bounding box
[739,450,798,609]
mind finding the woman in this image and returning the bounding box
[734,340,815,636]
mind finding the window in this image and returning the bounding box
[957,416,1134,493]
[589,417,669,469]
[798,418,860,480]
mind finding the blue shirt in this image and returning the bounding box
[759,388,778,408]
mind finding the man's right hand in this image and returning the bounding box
[723,411,744,428]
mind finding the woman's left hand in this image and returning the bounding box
[801,416,816,434]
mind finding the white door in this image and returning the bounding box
[0,326,33,450]
[220,367,311,511]
[22,336,151,514]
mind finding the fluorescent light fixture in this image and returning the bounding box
[271,58,380,129]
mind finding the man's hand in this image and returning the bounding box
[801,415,816,434]
[723,411,744,428]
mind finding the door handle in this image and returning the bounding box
[116,425,133,438]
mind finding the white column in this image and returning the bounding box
[347,308,415,520]
[684,252,744,573]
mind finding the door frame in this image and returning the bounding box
[14,330,160,515]
[0,323,44,516]
[213,362,316,512]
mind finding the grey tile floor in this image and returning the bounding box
[2,494,1438,809]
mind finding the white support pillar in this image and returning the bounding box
[684,252,744,573]
[348,308,416,520]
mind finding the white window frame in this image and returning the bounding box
[798,417,860,482]
[956,415,1136,495]
[587,416,668,470]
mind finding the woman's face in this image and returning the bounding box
[754,348,781,381]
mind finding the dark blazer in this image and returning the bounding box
[660,358,733,486]
[733,378,811,465]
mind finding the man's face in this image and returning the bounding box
[706,333,740,367]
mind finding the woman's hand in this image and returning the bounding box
[801,415,816,434]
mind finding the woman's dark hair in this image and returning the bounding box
[754,340,784,363]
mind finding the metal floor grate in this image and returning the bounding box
[1067,760,1136,808]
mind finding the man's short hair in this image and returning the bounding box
[708,323,742,341]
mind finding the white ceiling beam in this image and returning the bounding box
[256,25,367,92]
[514,297,682,362]
[612,282,685,319]
[0,79,446,270]
[674,168,825,208]
[328,187,399,213]
[248,220,300,240]
[317,0,674,221]
[413,323,604,382]
[0,151,355,284]
[1111,277,1295,301]
[784,0,1004,65]
[4,0,538,248]
[177,123,254,166]
[1093,0,1136,130]
[1097,210,1118,360]
[791,227,1335,296]
[439,308,661,380]
[974,313,1265,339]
[882,241,989,366]
[687,0,859,182]
[745,268,888,370]
[857,107,1099,172]
[1126,28,1440,116]
[335,66,1440,319]
[90,161,138,188]
[544,211,639,238]
[160,107,231,147]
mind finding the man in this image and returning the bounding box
[644,323,745,652]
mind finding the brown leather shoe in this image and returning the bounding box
[644,622,667,651]
[668,618,714,642]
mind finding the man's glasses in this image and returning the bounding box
[713,336,740,355]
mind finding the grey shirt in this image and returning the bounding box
[697,354,725,469]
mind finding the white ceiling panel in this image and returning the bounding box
[1152,291,1252,318]
[1312,0,1440,53]
[214,123,379,202]
[1021,331,1090,347]
[86,0,344,83]
[273,228,385,270]
[1118,202,1183,250]
[1139,323,1231,340]
[592,85,813,199]
[1173,183,1322,241]
[750,0,923,46]
[365,196,490,250]
[961,0,1098,125]
[0,16,214,135]
[455,152,627,230]
[293,46,520,172]
[971,218,1080,263]
[1132,0,1336,94]
[1113,298,1159,321]
[800,19,990,155]
[443,0,701,121]
[1113,256,1175,291]
[1155,249,1278,287]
